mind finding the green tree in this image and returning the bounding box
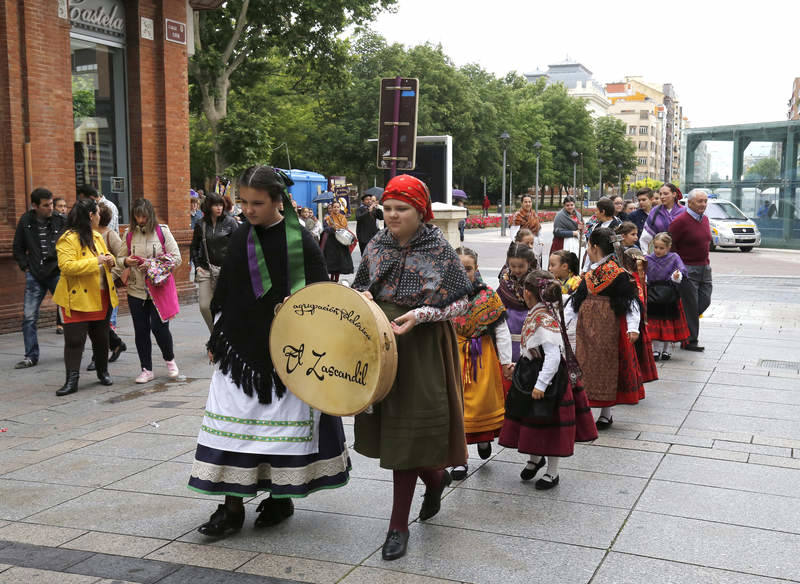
[633,177,663,191]
[594,116,636,191]
[744,157,780,180]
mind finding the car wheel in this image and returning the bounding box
[740,246,753,252]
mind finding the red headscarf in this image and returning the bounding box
[381,174,434,222]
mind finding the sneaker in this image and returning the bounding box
[165,360,180,379]
[14,358,36,369]
[135,369,154,384]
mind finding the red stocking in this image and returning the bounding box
[389,469,417,532]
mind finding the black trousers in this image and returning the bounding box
[63,310,110,373]
[128,295,174,371]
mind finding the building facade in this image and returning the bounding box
[789,78,800,120]
[526,60,610,118]
[607,99,662,183]
[0,0,201,332]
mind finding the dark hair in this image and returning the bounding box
[53,196,66,205]
[596,197,615,218]
[97,203,112,227]
[130,198,157,233]
[616,221,638,236]
[455,246,478,265]
[514,228,534,243]
[636,187,653,198]
[562,195,576,206]
[65,199,97,252]
[238,165,286,202]
[506,241,537,269]
[77,184,98,200]
[589,227,615,256]
[30,188,53,206]
[551,250,579,277]
[661,183,681,197]
[611,195,624,203]
[524,270,562,304]
[201,192,225,218]
[520,194,533,204]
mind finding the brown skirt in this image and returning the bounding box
[354,301,467,470]
[576,294,619,403]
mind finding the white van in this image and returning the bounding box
[707,199,761,252]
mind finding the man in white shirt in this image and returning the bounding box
[77,184,119,232]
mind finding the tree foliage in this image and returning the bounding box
[744,157,780,181]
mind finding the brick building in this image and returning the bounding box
[0,0,202,333]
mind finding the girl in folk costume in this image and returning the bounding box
[321,200,354,282]
[188,166,350,538]
[620,247,659,383]
[565,228,645,430]
[450,247,513,480]
[353,174,471,561]
[497,243,538,364]
[499,271,597,489]
[646,232,689,361]
[514,228,535,249]
[548,250,581,295]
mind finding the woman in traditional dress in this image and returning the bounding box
[566,228,645,430]
[646,232,689,361]
[352,174,471,562]
[322,200,354,282]
[550,196,583,254]
[639,183,685,251]
[497,243,538,363]
[510,194,541,238]
[499,270,597,488]
[188,166,350,538]
[450,247,513,480]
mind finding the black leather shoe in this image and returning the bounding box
[595,416,614,430]
[96,371,113,386]
[535,473,560,490]
[418,470,451,521]
[198,503,245,537]
[520,457,546,481]
[661,352,672,361]
[450,466,468,481]
[86,357,96,371]
[653,352,661,362]
[477,442,492,460]
[381,529,409,561]
[683,343,705,352]
[56,371,79,396]
[254,497,294,528]
[109,341,127,363]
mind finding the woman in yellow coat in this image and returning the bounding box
[52,199,119,396]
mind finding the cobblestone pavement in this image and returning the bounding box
[1,228,800,584]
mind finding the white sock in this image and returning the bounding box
[544,456,560,479]
[525,455,542,468]
[600,407,613,420]
[662,341,671,354]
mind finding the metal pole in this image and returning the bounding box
[509,168,513,214]
[535,153,540,214]
[573,163,577,196]
[501,146,507,237]
[599,167,603,198]
[389,75,401,179]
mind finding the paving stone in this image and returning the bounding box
[590,436,669,453]
[592,552,791,584]
[696,396,800,422]
[66,553,180,584]
[145,541,256,571]
[703,385,800,407]
[613,511,800,581]
[131,415,202,437]
[708,371,799,391]
[682,411,800,441]
[655,368,712,384]
[677,428,753,443]
[0,566,100,584]
[636,391,698,410]
[668,444,748,462]
[157,564,300,584]
[61,532,168,558]
[459,459,647,509]
[362,523,604,584]
[752,435,800,449]
[0,564,10,573]
[562,444,664,479]
[77,433,197,461]
[637,432,713,447]
[0,523,84,547]
[655,454,800,499]
[0,541,93,571]
[27,490,214,540]
[0,480,91,521]
[238,553,353,584]
[611,422,680,435]
[346,450,393,483]
[78,422,148,442]
[637,480,800,535]
[2,453,157,488]
[713,440,791,457]
[338,567,455,584]
[427,486,628,548]
[603,405,689,427]
[285,477,393,520]
[105,461,214,500]
[748,454,800,470]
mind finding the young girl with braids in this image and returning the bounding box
[450,247,513,480]
[499,270,597,489]
[497,243,538,363]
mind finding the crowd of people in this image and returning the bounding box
[12,171,713,563]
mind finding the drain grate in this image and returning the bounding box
[759,359,800,370]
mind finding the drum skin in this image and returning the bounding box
[269,283,398,416]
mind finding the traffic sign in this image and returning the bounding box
[377,77,419,174]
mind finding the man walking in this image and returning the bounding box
[355,193,383,253]
[669,189,712,352]
[628,188,654,236]
[12,188,65,368]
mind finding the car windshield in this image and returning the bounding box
[707,201,747,220]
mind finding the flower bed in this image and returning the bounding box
[465,216,502,229]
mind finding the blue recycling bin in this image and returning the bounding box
[280,169,328,209]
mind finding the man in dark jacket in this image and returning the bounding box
[12,188,64,368]
[355,193,383,253]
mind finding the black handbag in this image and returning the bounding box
[506,353,567,420]
[647,281,679,305]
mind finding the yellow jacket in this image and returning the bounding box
[53,230,120,317]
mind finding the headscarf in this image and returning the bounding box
[497,265,531,312]
[381,174,434,222]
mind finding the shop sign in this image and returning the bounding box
[110,177,125,193]
[69,0,125,42]
[165,19,186,45]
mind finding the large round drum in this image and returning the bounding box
[269,282,398,416]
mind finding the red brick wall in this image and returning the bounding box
[0,0,195,335]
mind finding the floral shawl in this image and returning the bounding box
[325,212,348,230]
[585,257,628,295]
[521,303,564,352]
[511,208,540,234]
[353,223,471,308]
[452,280,507,339]
[497,265,531,312]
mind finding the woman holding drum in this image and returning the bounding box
[188,166,350,538]
[353,174,472,561]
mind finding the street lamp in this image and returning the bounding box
[571,151,579,196]
[500,131,510,237]
[534,141,542,214]
[598,157,604,199]
[617,163,623,196]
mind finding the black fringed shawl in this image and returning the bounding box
[568,257,641,318]
[207,220,328,404]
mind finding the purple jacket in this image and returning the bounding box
[644,204,685,236]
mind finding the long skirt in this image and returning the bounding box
[322,235,354,274]
[647,300,690,342]
[354,301,467,470]
[636,325,659,383]
[458,334,505,444]
[499,379,597,457]
[188,369,350,498]
[576,294,645,408]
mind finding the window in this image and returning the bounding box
[640,110,649,120]
[639,127,648,135]
[639,141,648,150]
[638,157,647,166]
[629,126,637,135]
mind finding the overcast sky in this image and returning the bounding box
[370,0,795,129]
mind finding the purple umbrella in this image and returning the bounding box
[452,189,467,199]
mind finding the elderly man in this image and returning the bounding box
[669,189,712,351]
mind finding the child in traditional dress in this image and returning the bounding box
[499,270,597,489]
[451,247,513,480]
[646,232,689,361]
[616,221,640,250]
[514,228,535,248]
[189,166,350,538]
[497,243,538,364]
[548,250,581,295]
